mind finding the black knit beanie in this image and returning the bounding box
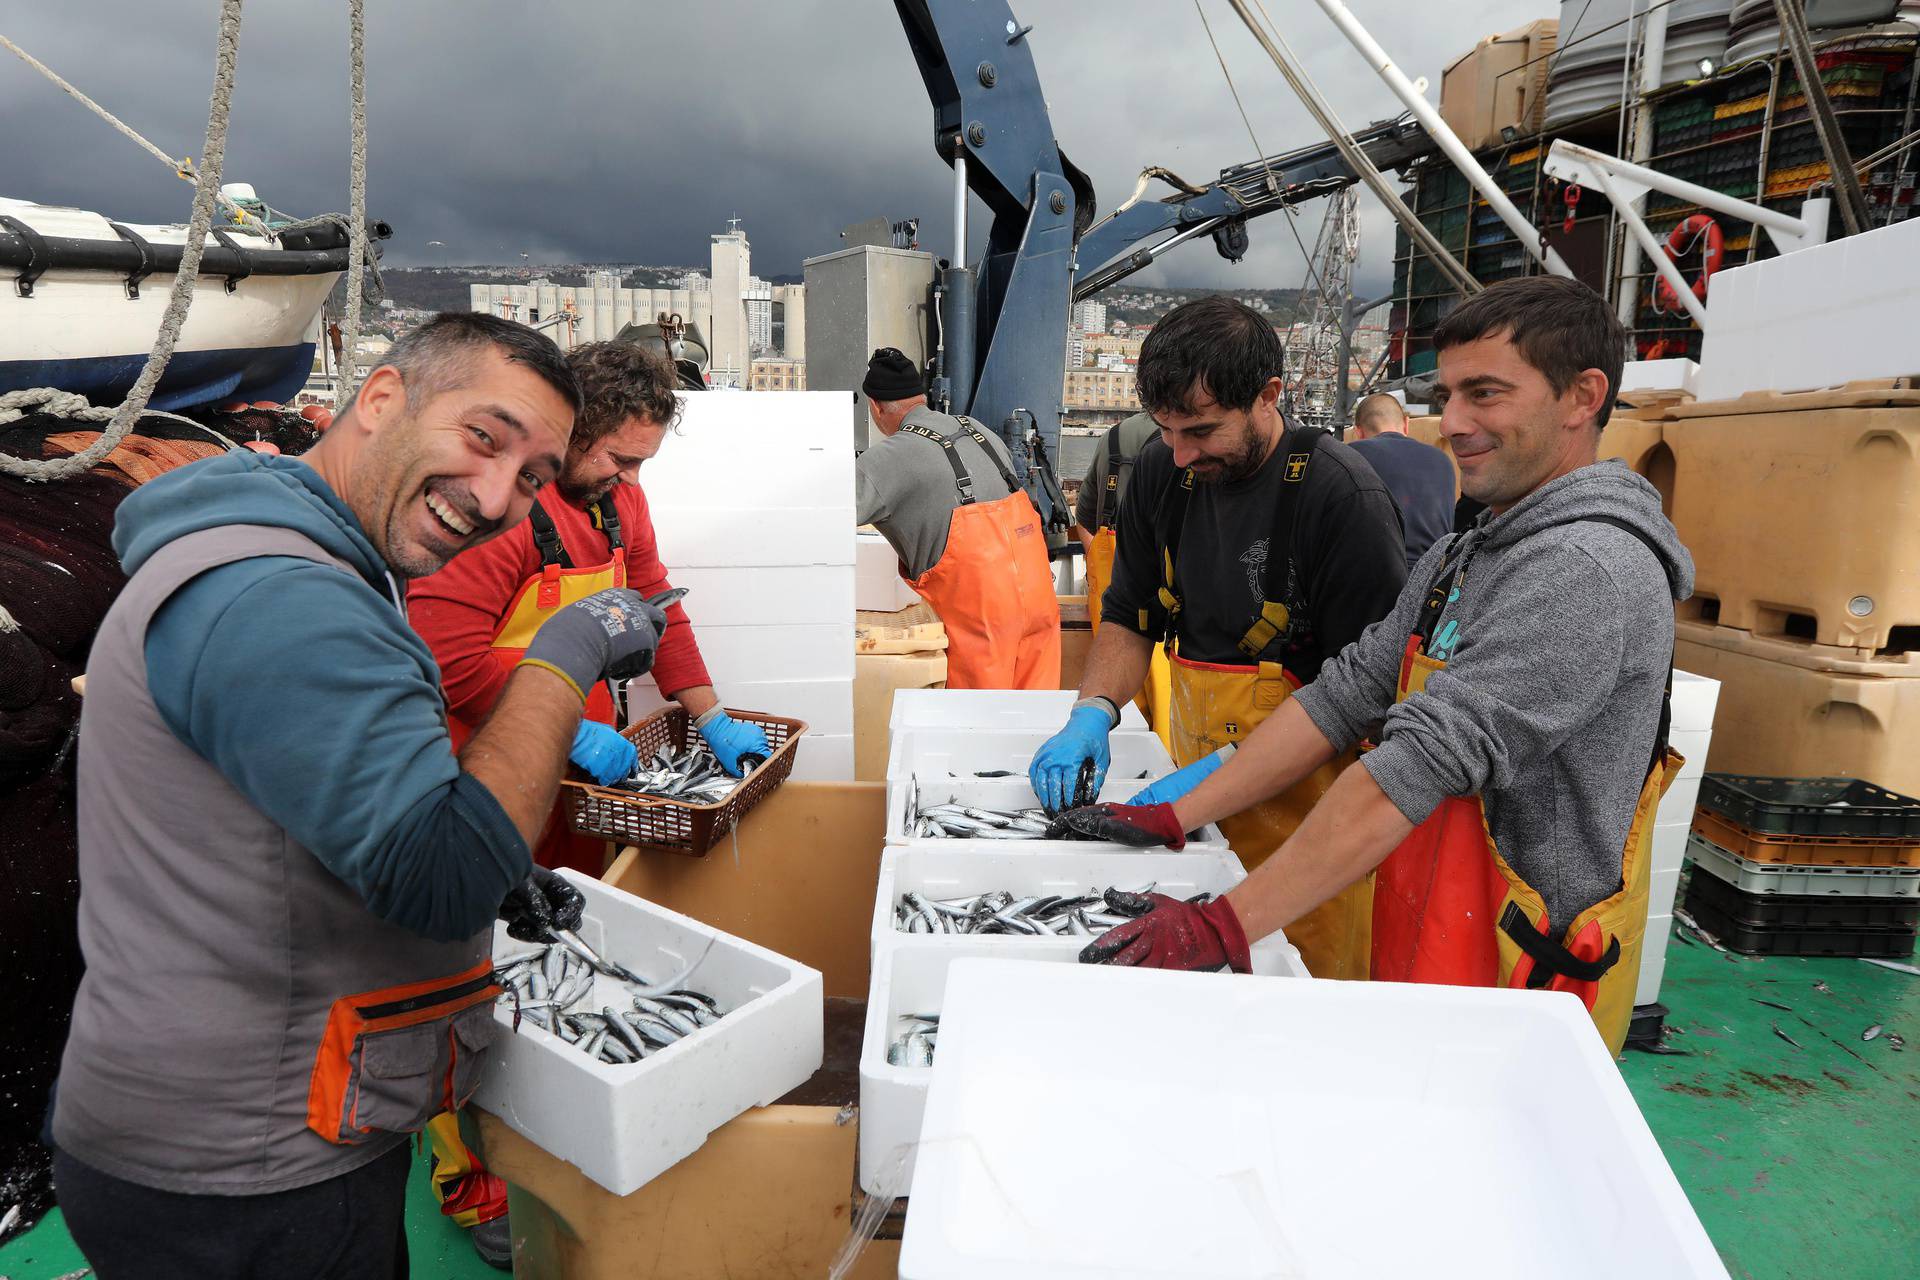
[861,347,924,402]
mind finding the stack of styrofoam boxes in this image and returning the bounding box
[622,392,856,781]
[855,528,921,612]
[858,690,1308,1197]
[1636,669,1722,1007]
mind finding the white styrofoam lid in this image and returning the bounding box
[901,960,1728,1280]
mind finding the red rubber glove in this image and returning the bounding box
[1078,890,1252,973]
[1044,802,1187,849]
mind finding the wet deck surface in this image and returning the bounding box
[3,937,1913,1278]
[1618,927,1919,1280]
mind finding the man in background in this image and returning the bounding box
[1346,392,1456,570]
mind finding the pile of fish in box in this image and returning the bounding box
[494,931,724,1066]
[894,883,1171,937]
[902,764,1129,840]
[612,740,742,805]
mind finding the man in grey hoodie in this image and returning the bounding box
[1059,276,1691,1054]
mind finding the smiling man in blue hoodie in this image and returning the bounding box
[1059,276,1693,1056]
[52,313,669,1280]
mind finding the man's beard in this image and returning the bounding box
[1190,421,1265,485]
[557,471,618,505]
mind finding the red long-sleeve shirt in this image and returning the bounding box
[408,479,711,726]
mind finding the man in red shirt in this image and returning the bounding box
[409,338,769,878]
[407,337,768,1267]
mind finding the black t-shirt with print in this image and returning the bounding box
[1099,428,1408,678]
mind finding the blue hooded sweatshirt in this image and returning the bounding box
[118,449,529,941]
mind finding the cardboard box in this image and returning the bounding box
[1439,20,1557,152]
[476,783,899,1278]
[855,651,949,781]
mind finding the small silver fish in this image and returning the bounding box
[1863,1023,1884,1042]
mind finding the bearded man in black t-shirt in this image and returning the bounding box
[1029,295,1406,979]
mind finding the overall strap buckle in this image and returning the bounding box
[1499,901,1621,988]
[1236,599,1292,659]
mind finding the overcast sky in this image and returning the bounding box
[6,0,1549,296]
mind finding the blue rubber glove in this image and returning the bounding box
[569,720,637,785]
[1029,703,1115,814]
[1128,745,1235,807]
[696,708,772,778]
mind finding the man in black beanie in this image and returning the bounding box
[855,347,1060,688]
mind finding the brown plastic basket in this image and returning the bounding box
[563,705,806,855]
[1692,806,1920,869]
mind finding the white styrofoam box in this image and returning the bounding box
[1620,357,1699,398]
[900,960,1729,1279]
[1668,731,1712,785]
[787,733,854,782]
[888,687,1148,734]
[870,845,1292,963]
[625,624,853,686]
[1635,939,1670,1008]
[631,678,853,738]
[1696,214,1920,401]
[856,529,921,612]
[1658,775,1704,831]
[1670,669,1721,734]
[472,869,823,1196]
[887,726,1174,785]
[624,676,851,734]
[859,929,1307,1195]
[1651,816,1692,870]
[664,565,852,628]
[647,506,855,568]
[883,775,1228,854]
[1650,867,1682,920]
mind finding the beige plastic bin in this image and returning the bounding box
[1675,620,1920,797]
[1665,382,1920,653]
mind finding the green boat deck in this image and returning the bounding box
[4,926,1915,1279]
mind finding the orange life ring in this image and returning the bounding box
[1654,215,1723,313]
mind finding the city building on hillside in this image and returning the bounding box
[466,220,804,389]
[1069,299,1107,334]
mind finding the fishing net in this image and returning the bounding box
[0,413,226,1234]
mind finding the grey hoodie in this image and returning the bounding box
[1295,460,1693,932]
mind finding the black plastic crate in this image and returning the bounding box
[1698,774,1920,841]
[1685,868,1920,930]
[1684,886,1919,958]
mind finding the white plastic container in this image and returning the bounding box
[883,776,1230,853]
[900,959,1730,1279]
[858,862,1307,1196]
[471,869,823,1196]
[886,726,1174,786]
[889,687,1148,734]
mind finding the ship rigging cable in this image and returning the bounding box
[0,0,245,483]
[0,0,378,477]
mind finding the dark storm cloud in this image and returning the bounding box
[4,1,1543,293]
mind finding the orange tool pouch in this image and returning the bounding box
[305,959,502,1145]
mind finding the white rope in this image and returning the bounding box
[336,0,369,404]
[0,30,247,223]
[0,0,246,483]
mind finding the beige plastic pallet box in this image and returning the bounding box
[1665,381,1920,652]
[1675,620,1920,796]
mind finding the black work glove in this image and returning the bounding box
[517,588,668,704]
[498,868,587,943]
